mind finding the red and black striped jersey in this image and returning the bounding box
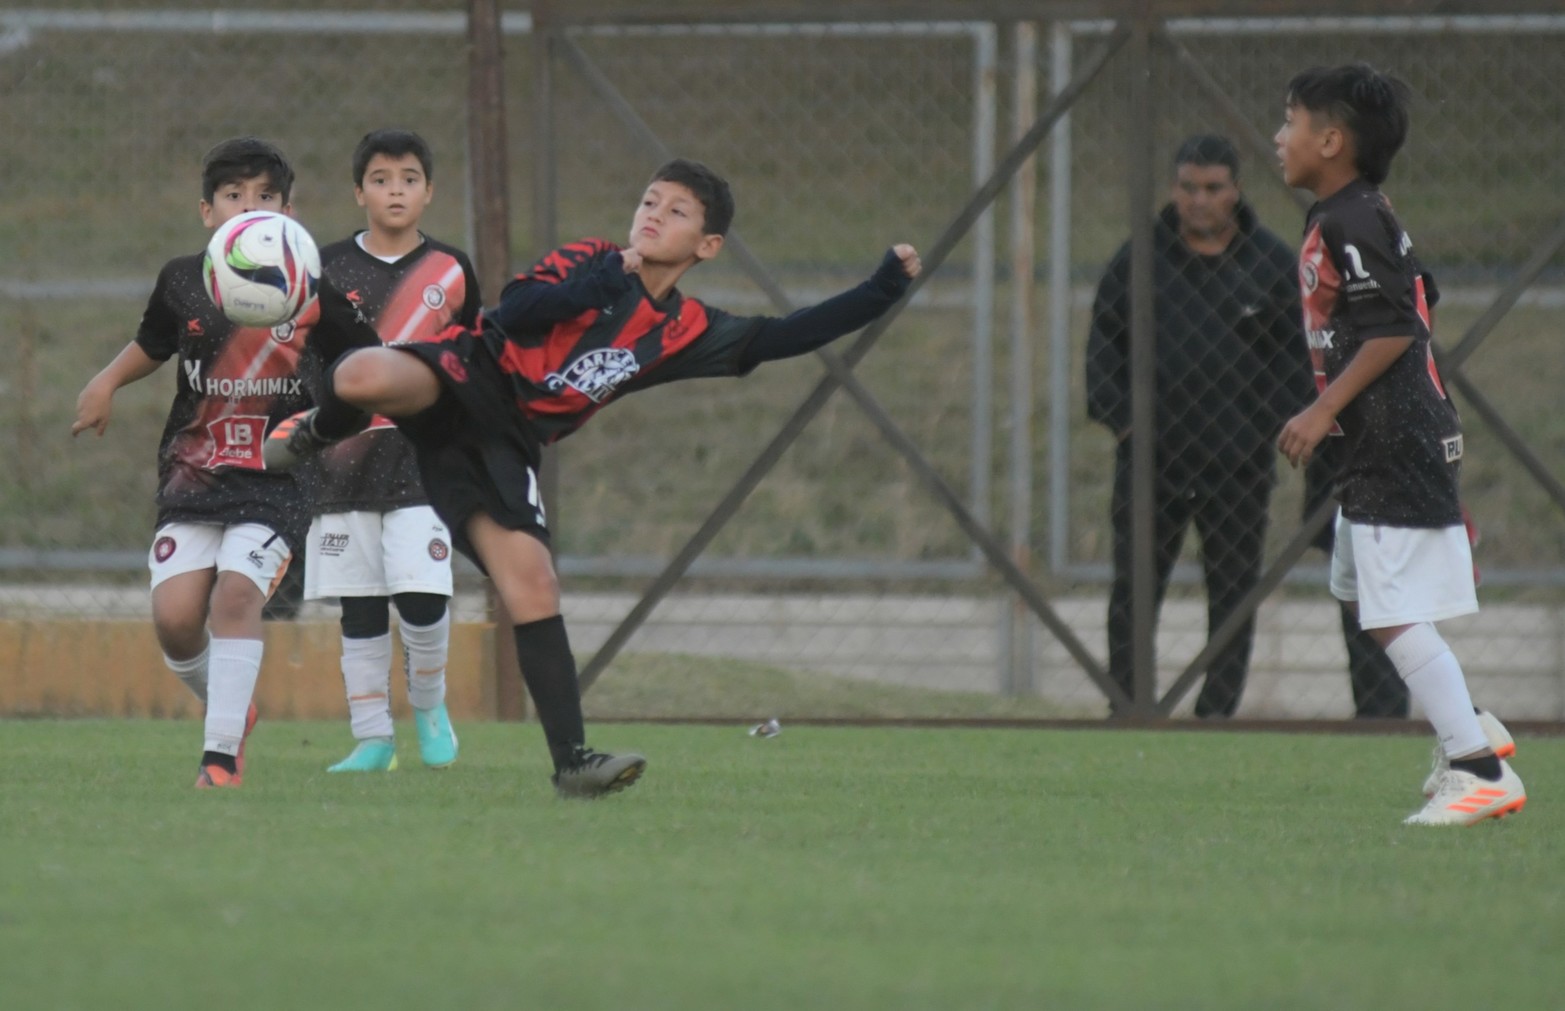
[480,238,761,444]
[1300,178,1462,528]
[135,251,318,551]
[305,234,481,514]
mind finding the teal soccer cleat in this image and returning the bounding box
[414,702,459,769]
[326,738,398,773]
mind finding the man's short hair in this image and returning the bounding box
[1174,135,1240,181]
[352,129,435,187]
[201,137,294,204]
[650,158,734,237]
[1286,63,1411,186]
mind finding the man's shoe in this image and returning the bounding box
[327,738,398,773]
[413,703,458,769]
[235,703,259,780]
[263,408,332,472]
[1422,710,1515,797]
[1406,761,1525,826]
[195,763,241,789]
[552,748,647,799]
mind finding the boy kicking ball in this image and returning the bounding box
[1274,64,1524,825]
[266,158,921,798]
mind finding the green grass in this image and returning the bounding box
[2,719,1561,1010]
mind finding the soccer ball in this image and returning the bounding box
[202,211,321,327]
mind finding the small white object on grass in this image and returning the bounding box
[748,718,781,738]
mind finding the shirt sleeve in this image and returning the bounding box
[456,250,483,328]
[486,239,635,338]
[732,247,912,372]
[1322,202,1424,341]
[1083,244,1131,433]
[133,263,181,362]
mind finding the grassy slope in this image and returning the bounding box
[2,719,1561,1010]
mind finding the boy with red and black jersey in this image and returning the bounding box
[72,137,316,789]
[1275,64,1523,826]
[302,130,481,774]
[268,158,922,798]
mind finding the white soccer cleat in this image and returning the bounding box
[1405,761,1526,827]
[1422,710,1516,797]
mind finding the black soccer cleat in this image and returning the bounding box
[551,747,647,799]
[262,407,332,472]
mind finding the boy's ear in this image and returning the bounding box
[198,199,216,229]
[354,186,367,208]
[695,232,724,263]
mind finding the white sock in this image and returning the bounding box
[164,642,210,704]
[342,633,395,741]
[204,638,263,756]
[399,611,450,711]
[1384,623,1488,757]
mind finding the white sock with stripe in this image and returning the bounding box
[400,612,450,711]
[204,638,263,756]
[342,633,395,741]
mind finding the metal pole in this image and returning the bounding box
[1046,21,1074,576]
[467,0,521,720]
[1125,11,1157,716]
[1006,20,1039,696]
[972,23,998,548]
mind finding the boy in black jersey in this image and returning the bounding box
[1274,64,1524,825]
[303,130,482,774]
[267,158,922,797]
[72,137,311,789]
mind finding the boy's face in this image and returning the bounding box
[1274,102,1340,192]
[199,175,290,229]
[629,179,723,266]
[356,152,433,232]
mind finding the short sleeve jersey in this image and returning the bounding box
[1299,179,1462,528]
[305,234,480,513]
[484,238,761,445]
[135,252,317,551]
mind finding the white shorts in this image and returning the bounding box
[148,522,293,597]
[1328,511,1478,629]
[304,505,454,599]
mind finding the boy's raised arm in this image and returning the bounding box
[738,244,920,367]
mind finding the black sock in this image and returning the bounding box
[312,358,373,440]
[201,751,237,773]
[1450,754,1503,782]
[513,616,587,771]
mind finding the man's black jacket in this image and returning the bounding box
[1085,201,1313,480]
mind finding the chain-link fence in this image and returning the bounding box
[3,2,1562,725]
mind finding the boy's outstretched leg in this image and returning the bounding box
[265,347,441,471]
[469,514,645,799]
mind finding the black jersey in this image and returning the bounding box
[480,238,762,444]
[135,252,316,551]
[305,234,480,513]
[1300,178,1462,528]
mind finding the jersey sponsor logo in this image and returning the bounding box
[428,538,450,562]
[545,347,640,404]
[1306,329,1335,350]
[200,376,304,399]
[1444,434,1464,462]
[439,349,468,383]
[153,536,177,563]
[422,284,447,310]
[205,415,269,469]
[183,358,203,391]
[319,532,351,557]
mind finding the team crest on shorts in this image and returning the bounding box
[429,538,450,561]
[422,284,447,310]
[439,350,468,383]
[153,536,177,563]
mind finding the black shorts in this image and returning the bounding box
[388,332,549,568]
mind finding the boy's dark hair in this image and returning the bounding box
[1174,134,1240,181]
[201,137,294,204]
[650,158,734,237]
[352,129,435,187]
[1286,63,1411,186]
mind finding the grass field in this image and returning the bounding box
[3,719,1561,1010]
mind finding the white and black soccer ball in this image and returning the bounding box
[202,210,321,327]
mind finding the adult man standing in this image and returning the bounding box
[1086,135,1311,717]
